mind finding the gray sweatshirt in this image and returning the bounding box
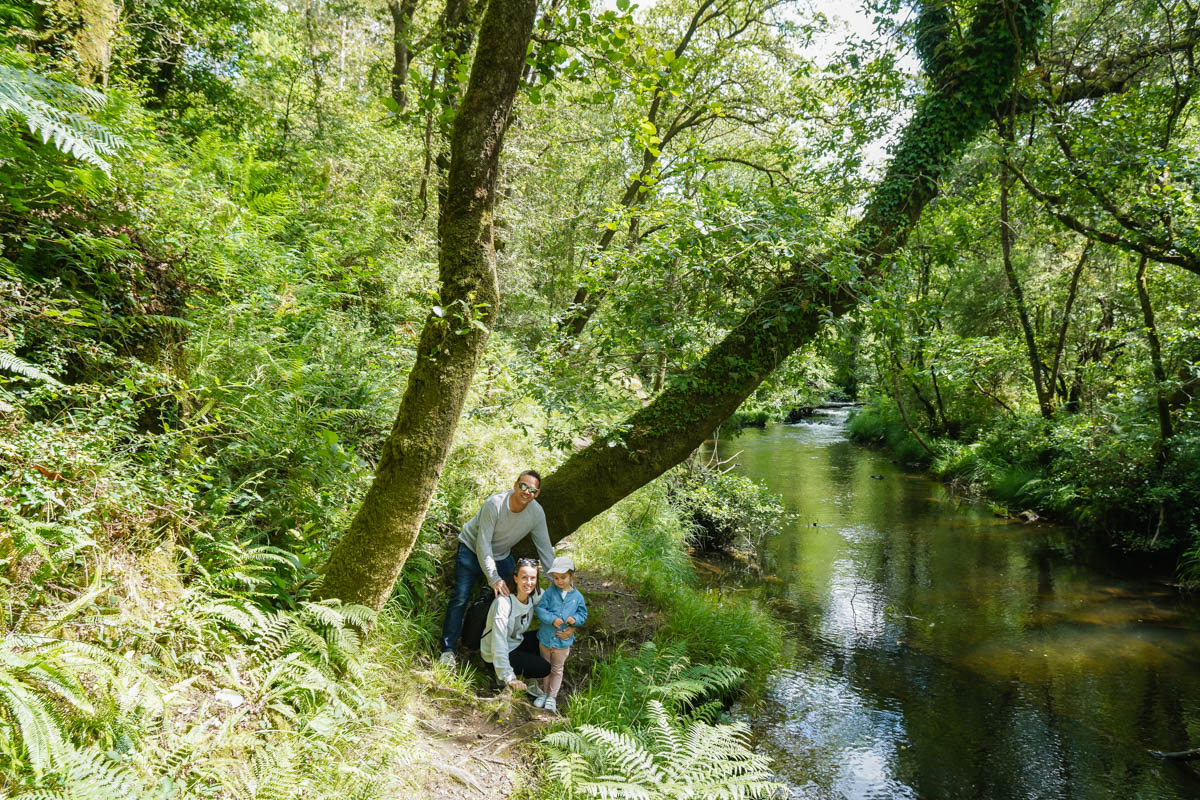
[458,491,554,586]
[480,590,541,684]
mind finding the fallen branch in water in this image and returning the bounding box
[1150,747,1200,761]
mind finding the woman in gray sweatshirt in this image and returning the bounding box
[480,559,551,690]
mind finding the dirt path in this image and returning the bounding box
[412,684,552,799]
[408,570,663,799]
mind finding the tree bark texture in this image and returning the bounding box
[1135,255,1174,449]
[527,0,1047,548]
[389,0,419,110]
[319,0,539,610]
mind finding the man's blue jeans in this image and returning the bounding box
[440,542,515,653]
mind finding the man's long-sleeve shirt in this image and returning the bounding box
[458,490,554,586]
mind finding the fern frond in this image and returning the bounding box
[287,624,330,664]
[250,615,295,661]
[0,65,124,172]
[297,601,347,631]
[245,190,296,218]
[0,351,62,386]
[0,671,67,773]
[202,600,269,635]
[128,314,194,331]
[336,604,376,633]
[44,744,146,800]
[542,697,780,800]
[314,407,374,424]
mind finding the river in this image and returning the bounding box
[711,410,1200,800]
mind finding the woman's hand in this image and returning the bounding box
[508,678,527,691]
[556,626,575,640]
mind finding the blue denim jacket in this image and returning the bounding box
[536,586,587,649]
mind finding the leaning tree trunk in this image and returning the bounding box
[319,0,539,611]
[527,0,1048,547]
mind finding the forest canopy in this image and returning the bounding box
[1,0,1199,789]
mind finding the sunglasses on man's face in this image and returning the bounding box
[518,481,540,496]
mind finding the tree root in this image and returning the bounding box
[430,757,486,795]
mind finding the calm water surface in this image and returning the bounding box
[713,412,1200,800]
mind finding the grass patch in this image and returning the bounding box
[846,406,933,465]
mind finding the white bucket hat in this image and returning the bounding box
[549,555,575,574]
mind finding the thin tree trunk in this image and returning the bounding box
[304,0,325,138]
[890,364,938,458]
[522,0,1047,547]
[930,365,948,430]
[1152,747,1200,761]
[319,0,539,611]
[388,0,419,110]
[418,65,439,219]
[1048,241,1090,405]
[1135,255,1174,452]
[999,116,1053,418]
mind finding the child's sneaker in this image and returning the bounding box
[533,695,547,709]
[542,696,557,713]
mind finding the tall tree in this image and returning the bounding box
[529,0,1048,545]
[388,0,420,110]
[556,0,806,341]
[319,0,539,610]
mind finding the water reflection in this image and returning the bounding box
[713,416,1200,800]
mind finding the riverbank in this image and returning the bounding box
[842,402,1200,582]
[711,416,1200,800]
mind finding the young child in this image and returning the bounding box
[534,555,586,712]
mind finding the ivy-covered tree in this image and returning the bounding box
[530,0,1050,545]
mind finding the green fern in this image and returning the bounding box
[0,634,162,778]
[572,642,747,729]
[543,700,780,800]
[0,351,62,386]
[245,190,296,218]
[14,744,149,800]
[0,65,125,172]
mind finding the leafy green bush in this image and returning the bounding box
[572,490,784,692]
[846,404,934,465]
[667,464,787,554]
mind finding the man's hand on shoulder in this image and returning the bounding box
[493,578,510,597]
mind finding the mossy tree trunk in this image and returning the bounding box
[319,0,538,611]
[529,0,1048,547]
[388,0,419,111]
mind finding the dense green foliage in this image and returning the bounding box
[842,0,1200,576]
[2,0,1198,792]
[667,460,789,554]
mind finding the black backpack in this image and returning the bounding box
[460,592,494,651]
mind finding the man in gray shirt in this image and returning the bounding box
[438,470,555,664]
